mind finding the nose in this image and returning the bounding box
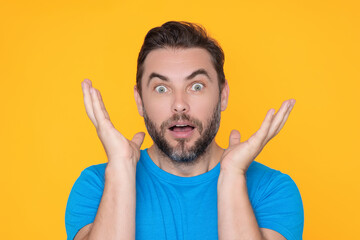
[172,91,190,114]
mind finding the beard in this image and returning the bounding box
[143,100,221,166]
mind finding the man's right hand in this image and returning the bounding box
[81,79,145,169]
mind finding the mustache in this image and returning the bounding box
[160,113,204,135]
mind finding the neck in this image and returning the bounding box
[147,141,224,177]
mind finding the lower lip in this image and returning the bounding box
[168,128,195,139]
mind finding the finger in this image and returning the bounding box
[81,79,97,126]
[248,108,275,148]
[274,99,296,135]
[229,129,241,147]
[267,100,292,139]
[83,78,92,87]
[95,89,110,120]
[90,87,106,126]
[131,132,145,148]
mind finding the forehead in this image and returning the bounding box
[142,47,216,81]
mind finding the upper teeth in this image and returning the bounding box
[176,125,187,127]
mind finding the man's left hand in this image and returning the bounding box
[220,99,296,176]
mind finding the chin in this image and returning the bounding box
[165,138,210,165]
[144,100,221,165]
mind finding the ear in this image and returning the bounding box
[134,85,144,117]
[220,79,229,111]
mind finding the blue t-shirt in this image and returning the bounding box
[65,149,304,240]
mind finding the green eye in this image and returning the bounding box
[155,85,168,93]
[191,83,204,91]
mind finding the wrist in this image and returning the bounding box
[218,168,247,188]
[220,166,247,177]
[105,161,137,180]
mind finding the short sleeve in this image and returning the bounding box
[65,166,105,240]
[254,173,304,240]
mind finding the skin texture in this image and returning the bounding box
[134,47,227,177]
[142,101,222,166]
[75,47,295,240]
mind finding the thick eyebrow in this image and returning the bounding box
[147,68,212,87]
[147,73,169,87]
[185,69,212,82]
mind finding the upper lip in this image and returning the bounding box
[168,121,196,129]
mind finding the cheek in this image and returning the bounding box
[190,97,218,120]
[143,98,171,124]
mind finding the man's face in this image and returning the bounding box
[135,47,228,165]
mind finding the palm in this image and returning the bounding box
[220,99,296,175]
[81,79,145,166]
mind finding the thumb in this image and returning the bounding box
[131,132,145,148]
[229,130,241,147]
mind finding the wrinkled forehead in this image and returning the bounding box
[141,47,218,85]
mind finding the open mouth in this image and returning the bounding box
[169,124,195,132]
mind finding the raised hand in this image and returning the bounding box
[81,79,145,168]
[220,99,296,175]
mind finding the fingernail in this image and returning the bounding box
[290,101,295,110]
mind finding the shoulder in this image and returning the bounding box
[246,161,302,208]
[247,160,280,176]
[246,161,285,187]
[74,151,148,188]
[246,162,304,240]
[67,163,108,200]
[65,163,107,240]
[80,163,107,180]
[246,161,295,185]
[78,163,107,187]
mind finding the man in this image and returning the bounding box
[65,21,304,240]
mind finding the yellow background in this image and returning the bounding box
[1,0,359,239]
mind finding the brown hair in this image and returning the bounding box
[136,21,225,96]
